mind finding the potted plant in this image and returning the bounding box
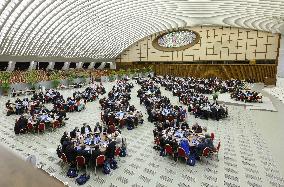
[67,71,77,85]
[78,71,89,84]
[1,82,10,96]
[117,69,126,80]
[52,79,60,88]
[25,70,38,90]
[108,70,116,82]
[0,72,12,96]
[49,71,61,89]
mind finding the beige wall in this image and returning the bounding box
[116,26,280,62]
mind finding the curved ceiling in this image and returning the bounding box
[0,0,283,62]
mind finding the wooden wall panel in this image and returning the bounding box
[117,62,276,83]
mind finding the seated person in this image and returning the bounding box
[65,142,77,163]
[81,123,91,135]
[114,131,122,148]
[93,132,101,144]
[105,139,116,159]
[70,127,80,138]
[11,88,17,97]
[84,134,92,145]
[192,123,202,133]
[6,100,14,116]
[94,122,102,133]
[60,131,69,145]
[180,137,190,157]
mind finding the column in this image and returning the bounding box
[47,62,55,70]
[110,61,116,69]
[29,61,37,70]
[97,62,106,69]
[7,61,16,71]
[76,62,83,69]
[62,62,70,70]
[277,35,284,87]
[88,62,95,69]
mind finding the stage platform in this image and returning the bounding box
[217,93,277,112]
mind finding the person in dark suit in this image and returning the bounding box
[105,139,116,159]
[171,138,179,162]
[60,131,69,145]
[81,123,92,135]
[65,142,77,164]
[70,127,79,139]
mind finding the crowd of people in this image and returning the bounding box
[136,77,219,165]
[154,76,231,120]
[99,80,143,130]
[230,89,263,103]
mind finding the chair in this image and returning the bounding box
[164,144,173,156]
[108,118,115,126]
[69,105,75,112]
[177,147,187,162]
[210,133,215,141]
[27,123,34,133]
[60,153,69,168]
[95,155,105,175]
[154,137,160,145]
[92,95,96,100]
[108,125,116,134]
[37,123,45,134]
[201,147,210,163]
[115,147,121,160]
[76,156,86,171]
[211,141,221,161]
[119,119,126,128]
[52,120,60,131]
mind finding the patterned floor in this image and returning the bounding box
[0,81,284,187]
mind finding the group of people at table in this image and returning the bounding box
[58,122,126,170]
[99,80,143,130]
[154,76,230,121]
[230,89,263,103]
[11,99,66,134]
[137,77,220,164]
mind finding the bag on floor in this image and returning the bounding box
[102,161,111,175]
[121,138,127,149]
[56,145,62,158]
[119,148,127,157]
[110,159,118,170]
[187,155,196,166]
[76,173,90,185]
[127,125,133,130]
[67,167,78,178]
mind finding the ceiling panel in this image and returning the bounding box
[0,0,283,61]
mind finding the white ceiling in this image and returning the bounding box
[0,0,283,62]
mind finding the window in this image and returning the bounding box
[158,30,197,48]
